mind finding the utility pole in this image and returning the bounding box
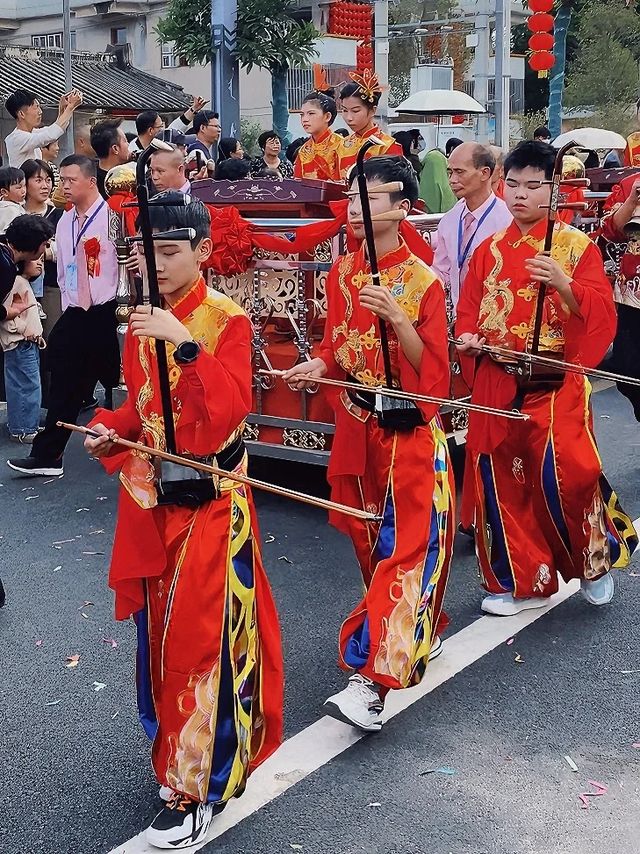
[473,0,491,142]
[62,0,74,156]
[494,0,511,148]
[211,0,240,137]
[374,0,389,130]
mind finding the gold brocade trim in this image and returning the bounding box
[282,428,327,450]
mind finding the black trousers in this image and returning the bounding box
[31,301,120,462]
[611,302,640,423]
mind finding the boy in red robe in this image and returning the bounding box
[83,194,283,849]
[455,141,637,617]
[284,156,454,732]
[294,90,342,182]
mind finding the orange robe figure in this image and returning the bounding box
[318,241,455,691]
[294,129,342,182]
[624,131,640,167]
[91,278,283,804]
[456,220,637,598]
[337,125,403,180]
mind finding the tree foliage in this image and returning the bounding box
[564,0,640,114]
[156,0,320,73]
[235,0,319,73]
[155,0,211,64]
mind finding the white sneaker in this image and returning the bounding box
[580,574,615,606]
[323,673,384,732]
[159,784,173,801]
[481,592,548,616]
[428,635,443,661]
[146,794,215,849]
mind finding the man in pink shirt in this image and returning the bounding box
[8,155,119,477]
[432,142,512,315]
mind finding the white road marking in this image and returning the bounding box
[109,578,593,853]
[110,510,640,853]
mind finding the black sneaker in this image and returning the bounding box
[6,457,64,477]
[145,794,217,849]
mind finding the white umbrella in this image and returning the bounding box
[395,89,486,116]
[552,127,627,151]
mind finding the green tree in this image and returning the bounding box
[564,0,640,116]
[548,0,575,138]
[156,0,320,143]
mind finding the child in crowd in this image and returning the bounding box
[0,255,44,442]
[0,167,26,233]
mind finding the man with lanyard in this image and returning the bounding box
[8,155,119,477]
[432,142,512,318]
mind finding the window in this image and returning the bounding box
[161,41,188,68]
[32,32,76,50]
[110,27,128,45]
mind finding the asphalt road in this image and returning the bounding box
[0,385,638,854]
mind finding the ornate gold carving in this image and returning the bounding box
[451,408,469,432]
[243,423,259,442]
[282,428,326,450]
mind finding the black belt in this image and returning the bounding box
[345,377,424,431]
[201,436,246,472]
[347,388,376,412]
[156,437,245,508]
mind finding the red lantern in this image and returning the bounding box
[528,0,554,12]
[528,12,554,32]
[452,114,466,125]
[529,50,556,72]
[528,32,554,51]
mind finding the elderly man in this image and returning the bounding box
[432,142,512,315]
[149,148,191,193]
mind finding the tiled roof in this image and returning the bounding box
[0,45,191,111]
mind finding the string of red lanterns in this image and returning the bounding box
[527,0,556,77]
[327,1,374,72]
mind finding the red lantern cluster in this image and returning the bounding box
[526,0,555,78]
[328,1,373,39]
[356,41,373,73]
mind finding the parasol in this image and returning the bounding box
[395,89,486,116]
[552,127,627,151]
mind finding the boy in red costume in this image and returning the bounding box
[456,141,637,617]
[84,194,283,849]
[284,157,454,732]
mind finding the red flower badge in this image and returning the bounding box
[83,236,101,278]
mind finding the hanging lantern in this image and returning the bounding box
[528,0,554,11]
[529,50,556,76]
[527,12,555,32]
[528,32,554,52]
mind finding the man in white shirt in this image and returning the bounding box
[432,142,512,314]
[128,96,209,157]
[4,88,83,167]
